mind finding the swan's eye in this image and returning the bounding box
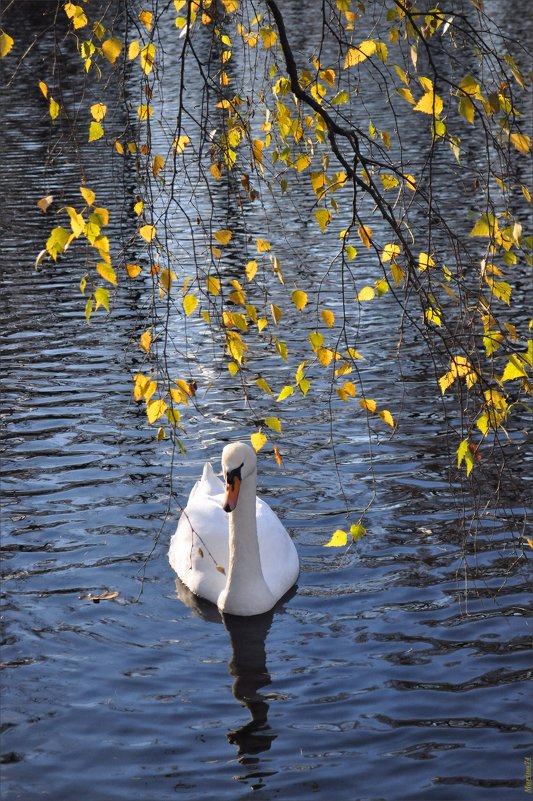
[225,462,244,485]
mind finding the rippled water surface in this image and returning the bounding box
[1,3,532,800]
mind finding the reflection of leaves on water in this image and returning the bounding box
[79,590,119,603]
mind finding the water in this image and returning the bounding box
[1,3,531,800]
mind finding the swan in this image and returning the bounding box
[169,442,299,616]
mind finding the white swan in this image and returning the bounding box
[169,442,299,616]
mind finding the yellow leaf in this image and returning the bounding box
[418,252,435,270]
[486,278,512,305]
[140,330,152,352]
[501,357,527,382]
[379,409,395,428]
[146,399,168,424]
[214,228,232,245]
[152,154,165,177]
[139,9,153,29]
[381,174,399,190]
[102,37,123,64]
[470,213,499,238]
[321,309,335,327]
[277,385,294,401]
[458,95,475,124]
[64,3,87,28]
[317,347,335,367]
[207,275,220,296]
[397,86,415,104]
[137,104,153,121]
[264,416,282,434]
[357,286,375,301]
[413,90,442,115]
[345,245,357,261]
[92,207,109,227]
[358,224,372,248]
[350,524,366,541]
[96,262,117,286]
[315,208,332,233]
[245,260,258,281]
[295,154,311,172]
[221,0,239,11]
[251,431,267,451]
[324,529,348,547]
[126,263,142,278]
[526,538,533,550]
[337,381,357,401]
[94,287,110,312]
[36,195,54,213]
[256,238,271,252]
[139,224,156,242]
[360,398,377,413]
[140,42,156,74]
[345,347,363,360]
[89,121,104,142]
[425,307,442,326]
[256,377,272,395]
[344,40,377,68]
[49,97,60,120]
[90,103,107,121]
[292,290,308,310]
[259,28,277,48]
[320,68,336,88]
[309,331,324,350]
[394,64,408,85]
[268,304,281,324]
[128,41,141,60]
[0,31,15,58]
[183,294,198,316]
[65,207,85,236]
[510,132,531,154]
[160,269,176,294]
[382,243,400,262]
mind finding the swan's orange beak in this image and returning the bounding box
[223,476,240,513]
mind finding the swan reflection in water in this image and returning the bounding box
[175,578,296,757]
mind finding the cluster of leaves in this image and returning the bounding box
[2,0,531,545]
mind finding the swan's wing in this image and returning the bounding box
[189,462,225,502]
[169,493,229,606]
[256,497,299,599]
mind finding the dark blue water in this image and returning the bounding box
[1,3,531,800]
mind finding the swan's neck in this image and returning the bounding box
[219,474,274,616]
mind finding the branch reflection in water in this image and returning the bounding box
[174,579,297,758]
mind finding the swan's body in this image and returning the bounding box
[169,442,299,616]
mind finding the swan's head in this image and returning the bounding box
[221,442,257,513]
